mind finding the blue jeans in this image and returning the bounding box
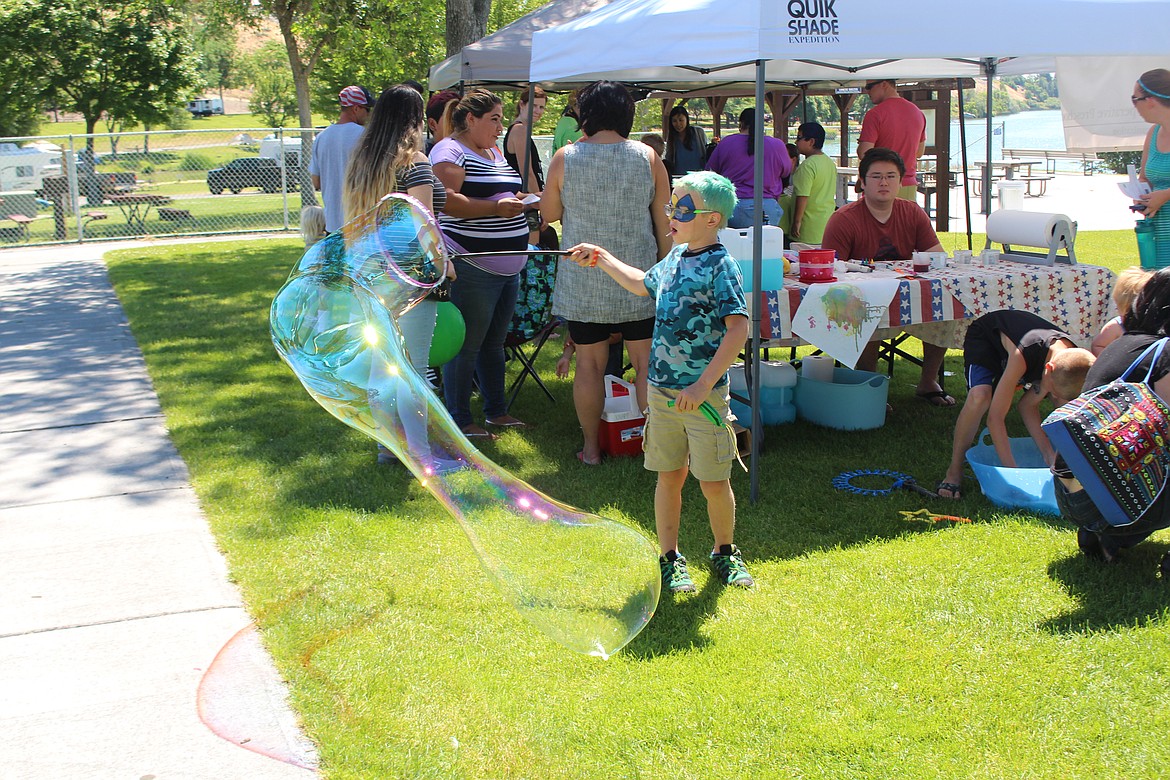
[1054,477,1170,551]
[443,259,520,428]
[727,198,782,229]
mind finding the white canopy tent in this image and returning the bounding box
[428,0,612,90]
[529,0,1170,499]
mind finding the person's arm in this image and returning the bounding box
[1091,320,1123,356]
[792,195,808,239]
[1017,387,1056,466]
[1138,127,1170,217]
[311,174,321,191]
[506,123,541,194]
[1154,372,1170,403]
[649,151,672,259]
[1139,126,1153,184]
[987,340,1028,468]
[676,314,749,412]
[855,141,874,160]
[566,243,650,297]
[539,149,565,225]
[556,337,575,379]
[404,154,434,214]
[433,161,523,219]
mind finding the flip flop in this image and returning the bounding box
[935,481,962,500]
[577,451,603,466]
[916,390,956,408]
[485,417,532,429]
[461,425,497,440]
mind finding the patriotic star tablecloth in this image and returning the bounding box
[755,262,1116,351]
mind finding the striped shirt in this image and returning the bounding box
[430,137,528,275]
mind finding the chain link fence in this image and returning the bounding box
[0,128,324,246]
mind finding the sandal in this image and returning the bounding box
[916,389,956,408]
[935,481,962,500]
[461,424,497,440]
[577,451,603,466]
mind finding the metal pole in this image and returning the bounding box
[749,60,765,503]
[982,58,996,216]
[957,79,973,250]
[521,84,535,194]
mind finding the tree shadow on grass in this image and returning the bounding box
[1040,544,1170,634]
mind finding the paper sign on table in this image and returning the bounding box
[791,278,902,368]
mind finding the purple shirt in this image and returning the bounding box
[705,133,792,200]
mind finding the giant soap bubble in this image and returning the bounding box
[270,194,660,657]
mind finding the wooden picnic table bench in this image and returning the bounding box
[157,207,195,229]
[1003,148,1103,175]
[1,213,34,242]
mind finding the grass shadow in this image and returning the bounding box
[1041,544,1170,633]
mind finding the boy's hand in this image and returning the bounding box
[567,242,606,268]
[674,381,712,413]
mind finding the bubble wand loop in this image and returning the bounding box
[271,195,660,658]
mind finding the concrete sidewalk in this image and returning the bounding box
[0,240,318,778]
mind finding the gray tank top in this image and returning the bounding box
[552,140,659,324]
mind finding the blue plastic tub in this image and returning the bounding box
[794,368,889,430]
[965,430,1059,515]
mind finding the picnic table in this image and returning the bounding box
[107,193,172,233]
[751,260,1115,362]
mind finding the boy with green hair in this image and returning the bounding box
[567,171,753,592]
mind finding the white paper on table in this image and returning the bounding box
[1119,165,1151,199]
[792,278,902,368]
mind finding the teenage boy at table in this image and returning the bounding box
[936,309,1095,500]
[566,171,753,593]
[820,147,954,407]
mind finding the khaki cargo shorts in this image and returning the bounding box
[643,384,737,482]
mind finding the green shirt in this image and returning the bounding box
[791,152,837,245]
[553,115,582,151]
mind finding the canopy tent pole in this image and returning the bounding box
[749,59,765,503]
[957,78,973,249]
[982,58,997,216]
[521,84,535,195]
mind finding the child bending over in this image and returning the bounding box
[567,171,753,592]
[937,309,1095,500]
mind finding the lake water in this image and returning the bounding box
[823,108,1085,171]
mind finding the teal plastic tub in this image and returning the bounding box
[794,368,888,430]
[965,430,1058,515]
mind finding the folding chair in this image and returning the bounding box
[505,251,561,411]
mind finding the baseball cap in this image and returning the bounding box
[339,85,372,107]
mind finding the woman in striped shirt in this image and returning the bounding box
[431,89,531,438]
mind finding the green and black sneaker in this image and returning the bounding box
[659,551,696,594]
[710,544,754,588]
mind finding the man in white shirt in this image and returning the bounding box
[308,85,371,232]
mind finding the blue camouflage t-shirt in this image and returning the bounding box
[642,242,749,390]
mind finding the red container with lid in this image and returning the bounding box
[799,248,836,283]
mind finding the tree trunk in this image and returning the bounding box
[276,15,318,208]
[446,0,492,56]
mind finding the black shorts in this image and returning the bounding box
[567,317,654,345]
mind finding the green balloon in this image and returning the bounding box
[428,301,466,367]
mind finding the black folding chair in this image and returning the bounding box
[505,251,561,411]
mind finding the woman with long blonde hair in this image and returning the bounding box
[343,84,452,465]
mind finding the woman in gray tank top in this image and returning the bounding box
[542,81,671,465]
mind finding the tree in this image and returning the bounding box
[13,0,198,150]
[447,0,492,55]
[194,26,243,104]
[248,42,298,127]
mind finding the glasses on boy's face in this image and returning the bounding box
[865,173,900,183]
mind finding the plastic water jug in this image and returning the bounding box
[728,361,796,426]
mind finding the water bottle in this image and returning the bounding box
[1136,219,1159,269]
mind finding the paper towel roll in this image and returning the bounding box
[801,354,834,383]
[985,210,1072,248]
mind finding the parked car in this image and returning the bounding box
[206,157,297,194]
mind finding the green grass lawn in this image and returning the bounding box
[104,235,1170,779]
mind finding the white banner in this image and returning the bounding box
[1056,56,1163,152]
